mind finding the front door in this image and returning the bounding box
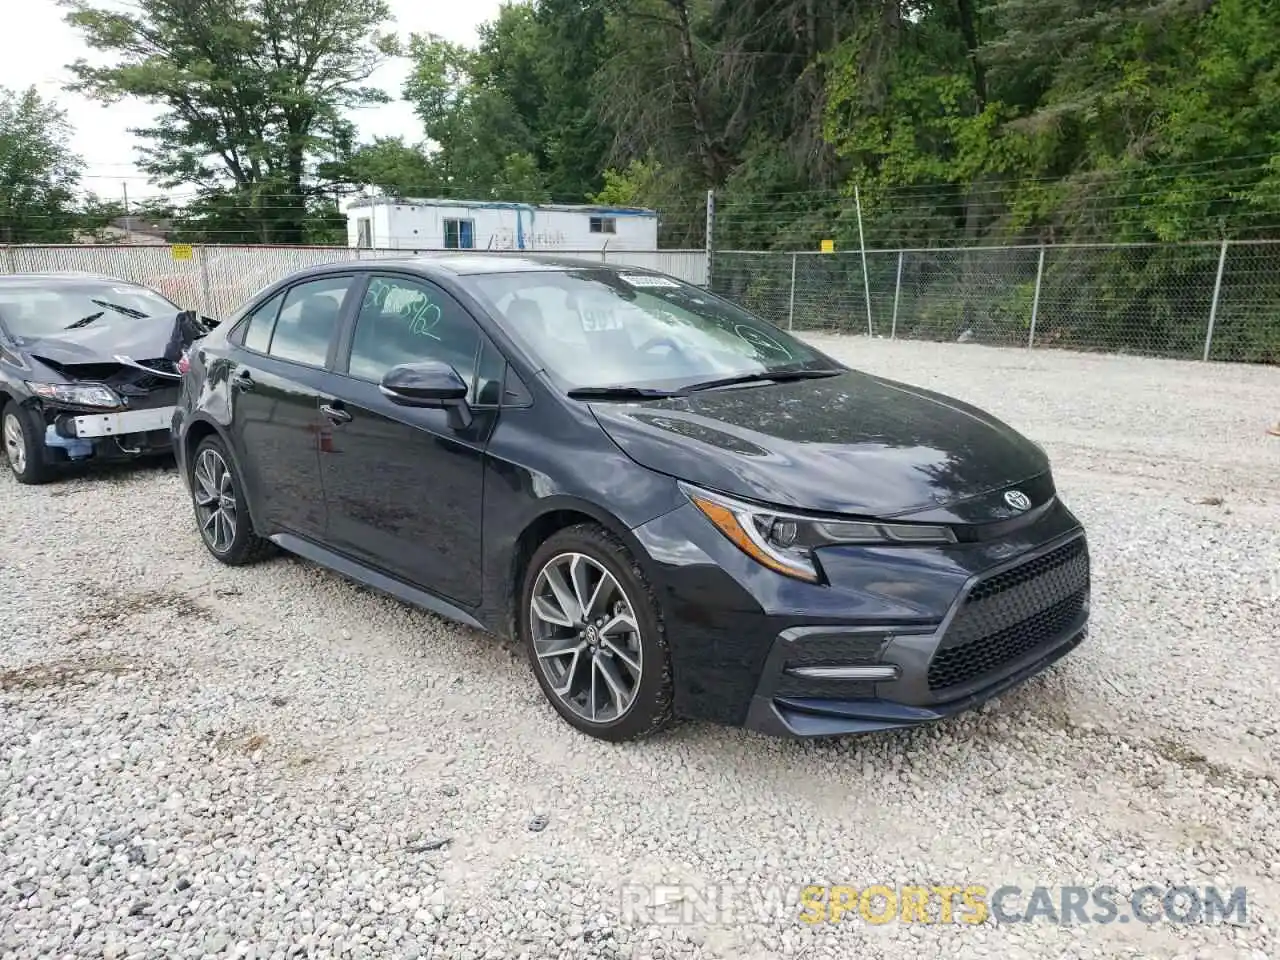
[318,273,500,607]
[228,274,355,538]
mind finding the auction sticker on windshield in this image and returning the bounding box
[620,274,681,288]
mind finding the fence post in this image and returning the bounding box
[1028,245,1046,349]
[787,253,798,330]
[854,184,873,336]
[890,250,903,340]
[2,245,13,275]
[197,244,214,317]
[704,189,715,288]
[1203,239,1228,362]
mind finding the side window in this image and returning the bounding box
[347,275,481,386]
[267,275,352,367]
[239,291,284,353]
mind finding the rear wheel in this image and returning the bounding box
[3,402,51,485]
[190,435,272,565]
[520,524,674,741]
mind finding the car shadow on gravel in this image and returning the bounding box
[36,454,177,493]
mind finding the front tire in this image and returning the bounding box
[190,435,272,565]
[3,402,51,485]
[520,523,674,741]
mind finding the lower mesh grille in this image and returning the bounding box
[781,635,887,670]
[776,633,889,700]
[928,537,1089,692]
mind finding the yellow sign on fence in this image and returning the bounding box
[820,239,835,253]
[170,244,193,261]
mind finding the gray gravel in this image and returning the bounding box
[3,337,1279,960]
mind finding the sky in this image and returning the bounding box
[0,0,505,204]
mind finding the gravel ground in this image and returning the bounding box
[3,337,1279,960]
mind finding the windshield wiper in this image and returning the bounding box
[682,368,844,393]
[566,385,684,400]
[65,311,105,330]
[89,299,150,319]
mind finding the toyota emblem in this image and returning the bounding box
[1004,490,1032,511]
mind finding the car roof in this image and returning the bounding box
[0,272,139,287]
[296,253,666,280]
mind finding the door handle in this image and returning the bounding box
[232,371,255,392]
[321,402,352,424]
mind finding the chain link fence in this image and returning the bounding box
[713,241,1280,364]
[4,240,1277,363]
[0,244,708,321]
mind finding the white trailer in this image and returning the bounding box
[345,197,659,252]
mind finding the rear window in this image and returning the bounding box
[0,280,178,340]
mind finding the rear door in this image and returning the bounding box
[226,274,357,539]
[317,272,502,606]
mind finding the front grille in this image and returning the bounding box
[966,537,1086,602]
[928,537,1089,692]
[109,359,181,410]
[120,384,180,411]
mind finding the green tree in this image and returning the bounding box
[376,2,617,206]
[322,136,440,198]
[0,86,84,243]
[62,0,398,243]
[401,32,546,199]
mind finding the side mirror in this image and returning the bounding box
[379,360,473,429]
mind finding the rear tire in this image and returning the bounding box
[190,434,273,565]
[3,402,52,485]
[520,523,674,742]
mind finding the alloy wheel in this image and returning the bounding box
[529,552,644,724]
[193,447,238,554]
[3,413,26,476]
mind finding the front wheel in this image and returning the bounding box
[3,402,51,485]
[520,524,674,741]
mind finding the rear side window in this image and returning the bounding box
[267,276,352,367]
[240,292,284,353]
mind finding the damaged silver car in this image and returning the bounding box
[0,272,217,484]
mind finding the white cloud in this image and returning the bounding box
[0,0,503,201]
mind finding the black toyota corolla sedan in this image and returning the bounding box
[0,273,211,484]
[172,255,1090,741]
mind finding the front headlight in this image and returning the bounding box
[26,381,122,408]
[682,484,957,584]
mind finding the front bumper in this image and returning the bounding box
[631,499,1091,737]
[38,403,176,463]
[747,626,1088,736]
[745,531,1090,736]
[65,405,176,439]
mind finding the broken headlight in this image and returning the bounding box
[26,381,121,408]
[682,483,956,583]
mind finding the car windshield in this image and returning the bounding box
[468,268,842,392]
[0,280,178,340]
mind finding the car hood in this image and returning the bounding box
[586,370,1051,519]
[17,310,213,374]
